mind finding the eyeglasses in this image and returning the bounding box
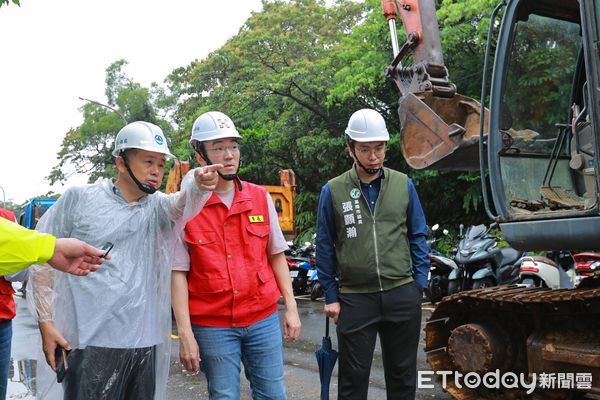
[205,144,240,157]
[356,146,386,157]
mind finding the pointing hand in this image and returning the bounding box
[194,164,223,192]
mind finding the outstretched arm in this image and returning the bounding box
[164,164,223,222]
[49,238,107,276]
[0,218,106,276]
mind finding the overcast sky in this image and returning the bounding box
[0,0,263,204]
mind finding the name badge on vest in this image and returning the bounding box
[341,197,363,238]
[248,215,265,223]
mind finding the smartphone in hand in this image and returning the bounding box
[101,242,114,258]
[55,346,70,383]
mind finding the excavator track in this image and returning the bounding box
[425,272,600,399]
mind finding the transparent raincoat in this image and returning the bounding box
[27,171,209,399]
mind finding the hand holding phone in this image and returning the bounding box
[55,346,70,383]
[101,242,114,258]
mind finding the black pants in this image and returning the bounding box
[63,345,156,400]
[337,282,422,400]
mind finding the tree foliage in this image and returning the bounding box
[0,0,20,9]
[164,0,370,233]
[0,200,20,213]
[51,0,505,238]
[48,60,171,185]
[502,14,580,135]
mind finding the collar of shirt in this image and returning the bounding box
[108,178,149,205]
[360,170,384,213]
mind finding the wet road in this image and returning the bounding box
[9,294,452,399]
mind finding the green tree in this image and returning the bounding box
[48,60,171,185]
[502,14,580,135]
[166,0,365,237]
[0,200,20,213]
[437,0,499,98]
[47,0,502,239]
[164,0,497,237]
[324,0,494,227]
[0,0,20,8]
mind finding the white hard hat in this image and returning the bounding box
[345,109,390,142]
[112,121,174,158]
[190,111,241,145]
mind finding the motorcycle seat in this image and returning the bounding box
[529,256,560,268]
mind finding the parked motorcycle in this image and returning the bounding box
[518,251,575,289]
[286,241,316,296]
[573,252,600,286]
[448,223,522,294]
[425,224,458,303]
[307,268,323,301]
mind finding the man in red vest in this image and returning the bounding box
[172,111,301,399]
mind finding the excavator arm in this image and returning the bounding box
[382,0,487,170]
[382,0,453,97]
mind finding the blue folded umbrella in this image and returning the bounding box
[315,317,338,400]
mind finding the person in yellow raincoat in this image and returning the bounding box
[0,217,106,275]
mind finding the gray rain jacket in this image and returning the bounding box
[28,171,209,400]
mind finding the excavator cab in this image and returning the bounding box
[385,0,600,250]
[386,2,600,398]
[486,0,600,250]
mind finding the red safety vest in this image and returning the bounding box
[185,181,280,328]
[0,208,15,223]
[0,209,16,321]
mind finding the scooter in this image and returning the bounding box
[428,251,459,303]
[573,252,600,286]
[287,258,312,295]
[448,223,522,294]
[286,241,316,296]
[518,252,574,289]
[425,224,458,303]
[307,267,323,301]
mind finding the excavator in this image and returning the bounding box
[382,0,600,398]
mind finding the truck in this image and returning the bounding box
[382,0,600,397]
[17,198,57,229]
[15,198,57,297]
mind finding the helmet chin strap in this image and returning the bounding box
[350,146,381,175]
[195,147,242,191]
[121,152,158,195]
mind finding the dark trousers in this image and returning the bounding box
[337,282,422,400]
[63,345,156,400]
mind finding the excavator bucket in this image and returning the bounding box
[399,92,488,171]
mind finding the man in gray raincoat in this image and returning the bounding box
[28,121,221,400]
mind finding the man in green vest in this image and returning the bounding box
[316,108,429,399]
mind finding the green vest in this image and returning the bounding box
[328,166,413,293]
